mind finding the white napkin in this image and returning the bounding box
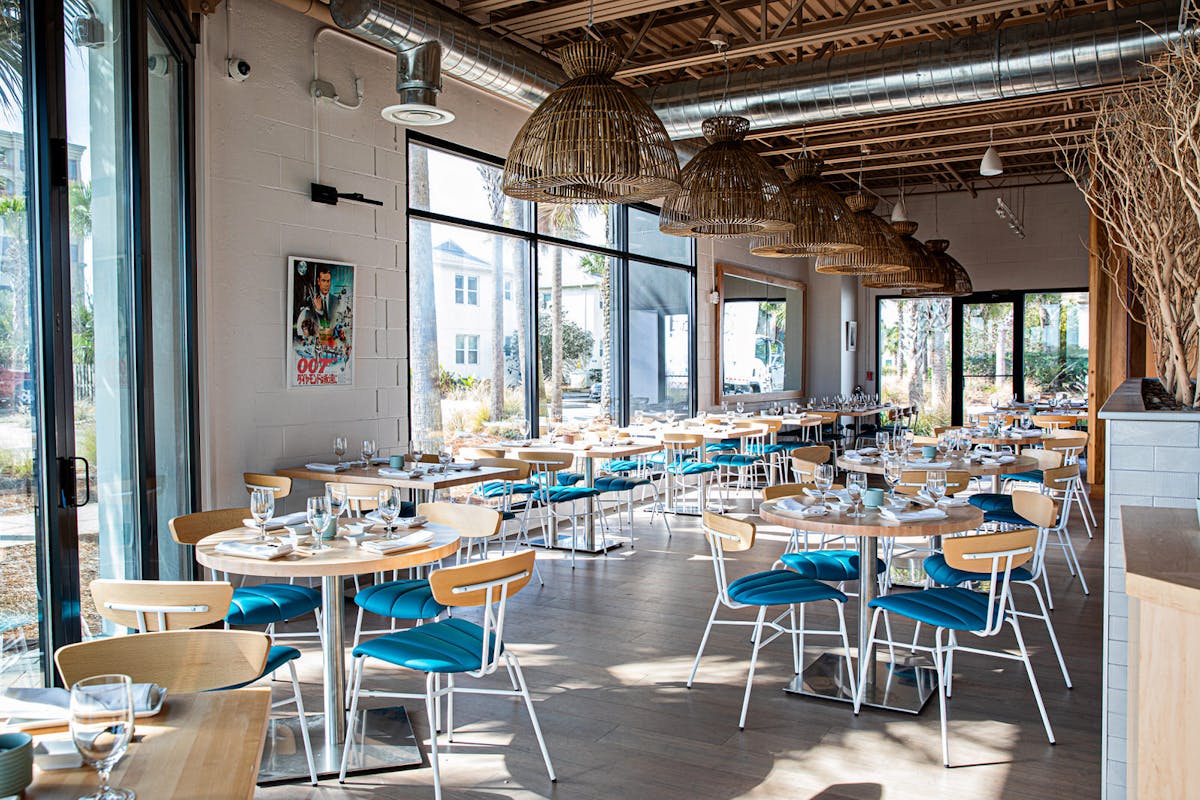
[905,460,952,469]
[916,490,969,508]
[4,684,158,715]
[305,462,348,473]
[377,467,412,478]
[360,530,433,554]
[775,497,828,517]
[449,461,477,471]
[981,454,1017,465]
[365,511,426,528]
[856,447,880,455]
[241,511,307,531]
[214,540,294,560]
[879,507,949,523]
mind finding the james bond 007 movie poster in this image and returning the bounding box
[287,256,354,387]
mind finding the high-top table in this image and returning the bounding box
[277,463,519,504]
[196,524,460,782]
[759,497,983,713]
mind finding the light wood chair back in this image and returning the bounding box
[91,580,233,632]
[1045,431,1088,457]
[1021,448,1064,470]
[1032,414,1078,430]
[1042,462,1080,493]
[514,450,575,473]
[1013,491,1059,529]
[55,630,270,693]
[789,445,830,464]
[243,473,291,499]
[461,447,507,459]
[473,457,532,481]
[810,411,839,425]
[417,502,502,540]
[168,507,249,547]
[429,550,536,608]
[661,432,705,460]
[895,470,969,496]
[943,528,1037,572]
[931,426,965,436]
[327,481,384,513]
[761,482,842,501]
[701,512,755,552]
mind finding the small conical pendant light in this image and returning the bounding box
[980,128,1003,177]
[890,175,908,222]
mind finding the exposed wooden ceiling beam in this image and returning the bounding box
[705,0,762,43]
[822,143,1081,176]
[773,0,807,37]
[942,161,978,197]
[616,0,1041,78]
[813,130,1088,165]
[620,11,661,63]
[489,0,692,37]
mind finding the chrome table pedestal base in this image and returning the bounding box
[783,651,936,714]
[257,707,421,784]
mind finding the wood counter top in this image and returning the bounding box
[1121,505,1200,613]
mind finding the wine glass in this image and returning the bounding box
[936,433,949,459]
[334,435,347,462]
[326,483,347,525]
[883,455,904,502]
[547,425,559,445]
[249,488,274,542]
[634,409,645,426]
[377,488,400,538]
[360,439,377,466]
[926,471,947,506]
[665,409,677,425]
[307,496,331,551]
[846,472,868,518]
[519,418,530,441]
[71,674,136,800]
[814,463,835,502]
[438,445,453,473]
[410,440,425,471]
[876,431,890,454]
[736,401,745,416]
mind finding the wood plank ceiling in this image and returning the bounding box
[452,0,1136,195]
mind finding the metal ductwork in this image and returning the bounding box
[643,0,1182,140]
[329,0,564,109]
[383,40,456,125]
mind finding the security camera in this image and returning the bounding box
[226,58,251,82]
[147,54,170,78]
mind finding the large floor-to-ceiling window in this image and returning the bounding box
[0,0,198,687]
[406,135,696,452]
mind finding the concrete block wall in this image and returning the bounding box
[1102,411,1200,799]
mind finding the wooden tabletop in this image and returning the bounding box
[759,497,983,538]
[26,689,270,800]
[836,452,1038,477]
[196,523,461,578]
[966,431,1050,446]
[277,463,519,490]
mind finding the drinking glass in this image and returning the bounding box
[547,425,559,445]
[326,483,347,524]
[71,674,135,800]
[377,488,400,538]
[438,446,453,472]
[360,439,377,465]
[926,471,947,505]
[736,401,745,415]
[883,456,904,501]
[846,472,868,518]
[876,431,890,454]
[519,419,530,440]
[814,463,835,501]
[634,409,644,426]
[936,434,949,459]
[410,440,425,470]
[306,496,331,551]
[665,409,677,425]
[249,488,274,542]
[334,435,347,462]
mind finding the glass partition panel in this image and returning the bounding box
[878,297,953,432]
[536,244,617,428]
[1024,291,1089,404]
[962,301,1015,415]
[629,261,691,416]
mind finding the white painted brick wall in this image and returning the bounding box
[1103,414,1200,800]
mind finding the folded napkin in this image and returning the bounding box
[241,511,308,531]
[856,447,880,456]
[305,462,348,473]
[980,454,1017,465]
[365,511,427,528]
[916,490,969,508]
[448,461,477,471]
[879,507,949,524]
[360,530,433,554]
[377,467,412,478]
[214,540,294,560]
[5,684,159,716]
[843,452,878,464]
[369,456,391,465]
[904,460,952,469]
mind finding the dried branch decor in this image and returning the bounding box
[750,155,862,257]
[813,192,906,275]
[502,41,680,205]
[862,221,943,290]
[1063,26,1200,407]
[659,116,793,238]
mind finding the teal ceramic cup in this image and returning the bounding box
[0,732,33,797]
[863,488,885,508]
[921,445,938,460]
[388,454,404,469]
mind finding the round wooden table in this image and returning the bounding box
[759,497,984,713]
[967,431,1050,447]
[836,452,1038,492]
[196,524,460,776]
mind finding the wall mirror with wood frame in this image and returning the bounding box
[716,263,806,404]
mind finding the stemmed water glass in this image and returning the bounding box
[846,472,868,518]
[814,463,835,505]
[925,471,947,506]
[377,488,400,538]
[307,496,331,551]
[409,440,424,471]
[665,409,677,425]
[736,401,745,415]
[327,483,347,527]
[334,435,347,463]
[438,445,453,473]
[249,487,274,542]
[883,455,904,502]
[876,431,891,454]
[71,674,136,800]
[360,439,377,466]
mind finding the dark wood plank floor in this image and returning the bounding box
[261,488,1104,800]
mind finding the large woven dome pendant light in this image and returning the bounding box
[812,192,906,274]
[904,239,973,297]
[863,221,943,289]
[659,115,793,238]
[502,40,681,204]
[750,154,862,257]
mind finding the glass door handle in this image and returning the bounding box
[57,456,91,509]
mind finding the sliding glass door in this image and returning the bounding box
[960,300,1016,416]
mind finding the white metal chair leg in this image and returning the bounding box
[1024,582,1072,688]
[506,652,557,783]
[1011,614,1055,744]
[687,598,721,687]
[424,672,443,800]
[854,608,883,715]
[934,628,950,767]
[835,602,857,699]
[446,674,455,742]
[287,661,318,785]
[739,607,768,730]
[338,656,366,782]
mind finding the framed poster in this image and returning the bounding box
[287,256,355,387]
[845,320,858,352]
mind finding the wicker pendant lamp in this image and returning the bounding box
[903,239,974,297]
[812,192,906,274]
[862,221,944,289]
[502,40,680,205]
[658,116,793,238]
[750,154,862,257]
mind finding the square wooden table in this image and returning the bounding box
[277,463,520,504]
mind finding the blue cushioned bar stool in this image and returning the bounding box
[89,579,318,784]
[339,551,555,799]
[688,513,856,729]
[853,528,1054,766]
[593,470,670,549]
[661,432,722,514]
[469,457,543,582]
[711,422,772,508]
[517,450,609,569]
[169,508,323,645]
